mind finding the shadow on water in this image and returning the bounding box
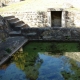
[0,41,80,80]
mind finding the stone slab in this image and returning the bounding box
[0,36,28,65]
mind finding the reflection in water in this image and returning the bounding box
[0,63,27,80]
[12,51,43,80]
[0,42,80,80]
[39,52,80,80]
[62,52,80,80]
[65,52,80,62]
[38,53,66,80]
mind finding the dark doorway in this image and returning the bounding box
[51,11,62,27]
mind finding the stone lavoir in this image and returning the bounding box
[0,14,80,66]
[0,0,80,80]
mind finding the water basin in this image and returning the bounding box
[0,42,80,80]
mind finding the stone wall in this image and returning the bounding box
[0,15,10,43]
[66,11,80,28]
[66,11,74,27]
[21,27,80,41]
[1,11,48,27]
[17,11,48,27]
[1,9,80,28]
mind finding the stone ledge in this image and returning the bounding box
[0,36,28,65]
[21,27,80,41]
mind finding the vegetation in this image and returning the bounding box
[5,48,12,53]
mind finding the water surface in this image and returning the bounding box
[0,42,80,80]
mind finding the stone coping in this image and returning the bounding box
[0,36,28,65]
[21,27,80,41]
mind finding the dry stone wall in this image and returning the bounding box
[0,11,48,27]
[15,11,47,27]
[21,27,80,41]
[66,11,80,28]
[1,9,80,28]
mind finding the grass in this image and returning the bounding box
[0,0,80,13]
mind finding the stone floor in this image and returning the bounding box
[0,36,28,65]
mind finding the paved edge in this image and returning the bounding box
[0,38,28,66]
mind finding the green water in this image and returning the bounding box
[0,42,80,80]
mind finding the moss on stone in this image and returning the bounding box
[5,48,12,53]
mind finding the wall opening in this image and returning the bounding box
[51,11,62,27]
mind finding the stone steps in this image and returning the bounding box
[4,16,15,20]
[12,22,27,31]
[13,21,25,27]
[7,18,19,23]
[14,23,26,31]
[4,16,24,31]
[9,31,22,36]
[4,15,30,36]
[16,23,27,28]
[9,20,22,31]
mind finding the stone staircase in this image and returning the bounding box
[0,15,29,65]
[4,16,29,36]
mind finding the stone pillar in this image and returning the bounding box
[47,11,51,27]
[62,11,66,27]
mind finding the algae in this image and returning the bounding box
[1,41,80,80]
